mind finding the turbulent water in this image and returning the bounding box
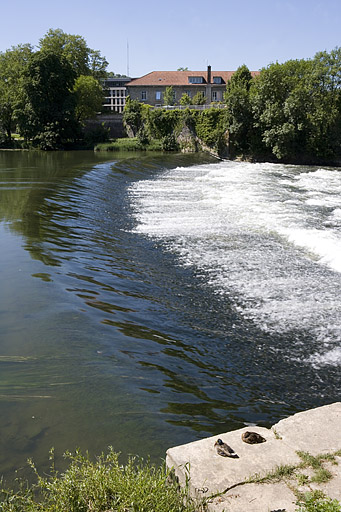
[0,151,340,482]
[130,160,341,368]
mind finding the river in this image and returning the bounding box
[0,150,340,482]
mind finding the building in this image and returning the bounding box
[126,66,259,107]
[102,77,131,113]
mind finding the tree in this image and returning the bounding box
[252,59,318,159]
[224,64,255,156]
[250,52,341,161]
[73,75,103,122]
[0,44,33,142]
[177,67,189,71]
[39,28,108,79]
[163,86,175,106]
[192,91,206,105]
[89,49,109,80]
[17,51,78,149]
[123,97,144,136]
[180,93,192,106]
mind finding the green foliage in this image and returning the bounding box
[194,109,228,150]
[224,64,256,156]
[0,44,33,142]
[123,97,146,136]
[39,28,108,79]
[88,49,109,80]
[123,103,228,155]
[251,51,341,161]
[95,138,163,152]
[17,51,78,149]
[137,124,150,146]
[163,86,175,106]
[296,491,341,512]
[73,75,103,122]
[0,29,109,149]
[180,93,192,106]
[0,448,204,511]
[84,123,110,147]
[162,133,179,151]
[146,109,181,138]
[192,91,206,105]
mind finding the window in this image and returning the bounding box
[156,91,161,100]
[188,76,204,84]
[212,91,218,101]
[185,90,191,97]
[141,91,147,100]
[213,76,223,84]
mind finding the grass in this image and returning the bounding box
[296,451,337,483]
[0,448,207,512]
[1,448,340,511]
[296,490,341,512]
[214,449,341,510]
[245,463,297,485]
[95,137,163,152]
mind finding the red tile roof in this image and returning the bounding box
[128,70,259,87]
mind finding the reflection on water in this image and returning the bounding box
[0,150,340,483]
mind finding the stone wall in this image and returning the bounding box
[84,114,125,138]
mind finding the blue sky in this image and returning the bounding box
[0,0,340,77]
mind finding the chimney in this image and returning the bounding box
[207,65,211,83]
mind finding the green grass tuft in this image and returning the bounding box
[0,448,206,512]
[296,490,341,512]
[311,468,333,484]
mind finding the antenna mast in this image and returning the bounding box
[127,40,130,77]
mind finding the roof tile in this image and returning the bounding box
[128,70,259,87]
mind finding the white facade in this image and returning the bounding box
[102,78,131,113]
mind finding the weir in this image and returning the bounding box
[166,403,341,512]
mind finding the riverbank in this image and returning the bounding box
[1,404,340,512]
[166,403,341,512]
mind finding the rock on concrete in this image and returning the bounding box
[166,402,341,512]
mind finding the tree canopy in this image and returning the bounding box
[251,52,341,161]
[0,28,108,149]
[17,51,78,149]
[222,49,341,162]
[0,44,33,143]
[39,28,108,79]
[224,64,254,156]
[73,75,104,122]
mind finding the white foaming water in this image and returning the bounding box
[129,161,341,367]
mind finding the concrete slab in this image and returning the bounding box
[166,402,341,512]
[209,482,296,512]
[274,402,341,454]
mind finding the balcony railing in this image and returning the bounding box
[153,103,227,110]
